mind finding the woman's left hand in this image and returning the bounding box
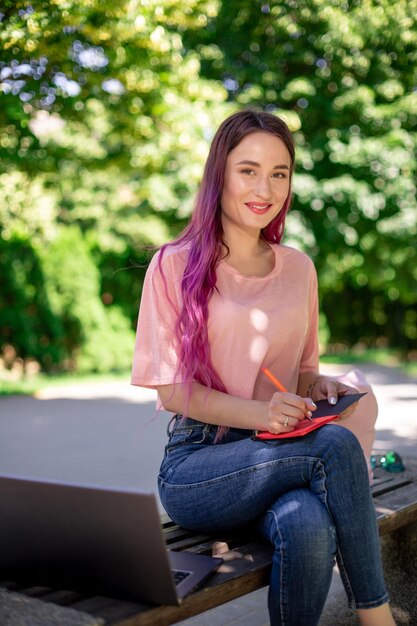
[307,375,359,420]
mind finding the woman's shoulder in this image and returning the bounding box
[275,243,316,271]
[148,241,190,274]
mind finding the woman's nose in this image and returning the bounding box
[255,176,272,198]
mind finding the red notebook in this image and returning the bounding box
[254,393,366,440]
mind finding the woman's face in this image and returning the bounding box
[220,131,291,235]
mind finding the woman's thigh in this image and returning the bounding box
[158,423,366,531]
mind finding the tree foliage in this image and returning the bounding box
[0,0,229,372]
[1,0,416,373]
[185,0,417,352]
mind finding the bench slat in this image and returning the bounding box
[111,576,270,626]
[375,482,417,535]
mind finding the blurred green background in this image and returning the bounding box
[1,0,416,384]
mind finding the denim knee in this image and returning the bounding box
[317,425,369,476]
[259,488,337,569]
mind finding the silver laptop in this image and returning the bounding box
[0,474,223,605]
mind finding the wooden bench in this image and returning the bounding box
[1,457,417,626]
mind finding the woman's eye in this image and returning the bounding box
[239,169,287,178]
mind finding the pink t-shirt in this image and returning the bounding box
[131,243,319,405]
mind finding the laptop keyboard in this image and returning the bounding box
[172,569,192,585]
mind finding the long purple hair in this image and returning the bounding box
[158,110,295,422]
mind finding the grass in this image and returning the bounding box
[319,347,399,366]
[320,348,417,377]
[0,370,131,397]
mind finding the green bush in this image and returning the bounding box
[0,227,135,373]
[0,234,64,370]
[40,226,135,372]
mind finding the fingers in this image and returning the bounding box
[267,392,314,433]
[303,397,317,418]
[270,392,310,420]
[277,414,298,432]
[323,380,339,406]
[338,383,359,395]
[317,377,359,406]
[328,382,359,409]
[310,375,359,405]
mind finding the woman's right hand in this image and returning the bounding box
[261,392,317,434]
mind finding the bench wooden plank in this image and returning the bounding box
[100,561,272,626]
[373,457,417,535]
[375,482,417,535]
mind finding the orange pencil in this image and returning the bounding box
[261,367,287,392]
[261,367,313,421]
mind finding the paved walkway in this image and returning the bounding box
[0,363,416,625]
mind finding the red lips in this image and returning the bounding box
[245,202,273,215]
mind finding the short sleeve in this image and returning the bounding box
[131,249,185,388]
[298,260,319,373]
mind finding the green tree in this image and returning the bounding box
[0,0,229,371]
[185,0,417,353]
[2,0,417,373]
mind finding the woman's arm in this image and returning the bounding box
[297,371,358,401]
[297,371,359,419]
[156,381,316,434]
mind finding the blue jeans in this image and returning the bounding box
[158,417,389,626]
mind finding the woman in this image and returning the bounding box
[131,110,395,626]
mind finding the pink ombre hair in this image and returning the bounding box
[158,110,295,425]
